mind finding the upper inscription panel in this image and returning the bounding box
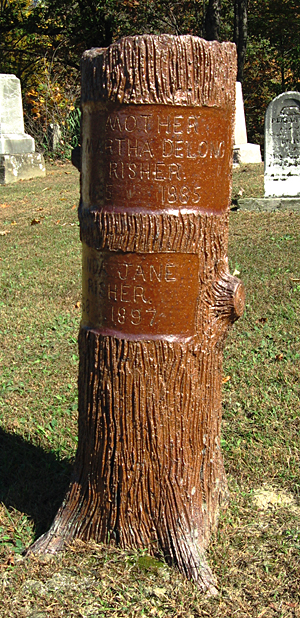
[81,104,233,214]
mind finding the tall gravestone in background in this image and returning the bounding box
[233,81,261,165]
[29,35,244,595]
[0,74,45,184]
[265,91,300,197]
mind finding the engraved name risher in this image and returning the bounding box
[81,105,232,214]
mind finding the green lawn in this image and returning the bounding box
[0,162,299,617]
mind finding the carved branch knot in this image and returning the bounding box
[211,271,245,323]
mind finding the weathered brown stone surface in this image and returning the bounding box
[29,35,244,595]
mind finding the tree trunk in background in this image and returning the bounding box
[204,0,221,41]
[234,0,248,82]
[28,35,244,596]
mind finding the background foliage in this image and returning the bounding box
[0,1,300,154]
[1,0,300,158]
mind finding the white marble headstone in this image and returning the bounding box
[0,74,45,184]
[0,74,34,154]
[265,91,300,197]
[233,82,262,165]
[234,82,247,145]
[0,74,25,133]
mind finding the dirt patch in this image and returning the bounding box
[253,486,300,515]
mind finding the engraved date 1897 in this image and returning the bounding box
[111,306,156,326]
[81,245,199,338]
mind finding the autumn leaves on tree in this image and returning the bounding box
[1,0,299,151]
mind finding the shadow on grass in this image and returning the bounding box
[0,428,72,539]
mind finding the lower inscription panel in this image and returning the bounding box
[82,244,199,340]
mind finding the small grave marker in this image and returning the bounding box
[0,74,45,184]
[233,82,262,165]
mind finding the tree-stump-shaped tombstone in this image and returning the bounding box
[30,35,244,595]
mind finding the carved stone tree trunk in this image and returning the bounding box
[30,35,244,595]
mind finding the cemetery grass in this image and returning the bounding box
[0,161,299,617]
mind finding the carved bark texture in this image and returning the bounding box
[80,34,236,107]
[29,36,242,596]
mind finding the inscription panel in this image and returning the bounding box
[81,104,233,214]
[82,244,199,339]
[270,104,300,168]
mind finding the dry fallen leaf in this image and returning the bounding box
[65,171,71,174]
[6,555,14,566]
[258,609,269,618]
[222,376,231,383]
[153,587,167,598]
[74,301,81,309]
[0,203,10,208]
[275,353,283,361]
[72,204,77,210]
[11,220,17,225]
[30,218,40,225]
[0,230,10,236]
